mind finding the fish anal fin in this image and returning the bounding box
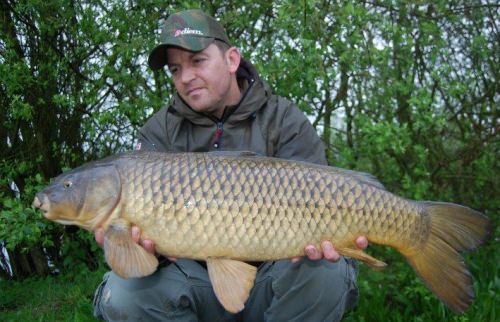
[103,220,158,279]
[337,247,387,270]
[206,258,257,313]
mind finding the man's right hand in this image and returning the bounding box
[94,226,177,261]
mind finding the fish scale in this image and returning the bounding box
[35,151,491,314]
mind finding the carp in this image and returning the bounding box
[32,151,490,313]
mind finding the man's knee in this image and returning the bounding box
[93,261,232,322]
[265,258,359,321]
[94,272,164,321]
[93,266,195,321]
[273,258,356,289]
[93,272,141,321]
[307,257,357,288]
[299,258,358,305]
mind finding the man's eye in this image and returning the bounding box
[193,58,205,64]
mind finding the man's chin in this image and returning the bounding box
[183,95,207,109]
[187,99,216,114]
[189,103,211,113]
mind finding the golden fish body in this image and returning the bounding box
[120,152,421,260]
[33,151,491,314]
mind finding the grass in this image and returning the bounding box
[0,266,106,322]
[1,235,498,321]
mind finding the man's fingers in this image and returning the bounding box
[94,228,104,246]
[305,245,323,260]
[131,226,141,243]
[321,241,340,262]
[131,225,156,255]
[356,236,369,249]
[141,239,156,254]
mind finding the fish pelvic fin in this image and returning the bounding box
[336,247,387,270]
[404,202,491,314]
[103,220,159,279]
[206,258,257,313]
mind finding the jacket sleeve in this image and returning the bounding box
[137,106,171,152]
[274,100,328,166]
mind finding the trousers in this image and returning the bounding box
[93,258,358,322]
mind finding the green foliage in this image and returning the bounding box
[0,160,57,252]
[0,196,54,251]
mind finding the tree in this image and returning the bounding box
[0,0,170,278]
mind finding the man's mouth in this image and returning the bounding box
[186,87,204,96]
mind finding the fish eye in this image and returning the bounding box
[63,181,73,188]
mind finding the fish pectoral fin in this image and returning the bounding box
[206,258,257,314]
[337,247,387,270]
[103,221,159,279]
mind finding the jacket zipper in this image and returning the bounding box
[204,80,256,149]
[212,122,224,149]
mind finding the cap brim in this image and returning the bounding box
[148,36,215,70]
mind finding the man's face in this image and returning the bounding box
[167,44,239,118]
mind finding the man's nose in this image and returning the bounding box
[180,67,196,84]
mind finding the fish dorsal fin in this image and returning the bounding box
[327,167,386,190]
[206,258,257,313]
[103,220,159,278]
[206,150,260,157]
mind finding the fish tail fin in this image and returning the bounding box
[404,202,491,313]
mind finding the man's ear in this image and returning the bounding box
[226,47,241,73]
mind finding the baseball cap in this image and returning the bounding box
[148,9,231,70]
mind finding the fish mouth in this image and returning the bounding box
[32,194,50,218]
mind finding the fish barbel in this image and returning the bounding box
[33,151,491,313]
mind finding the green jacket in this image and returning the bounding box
[138,60,327,166]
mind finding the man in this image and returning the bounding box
[93,9,367,321]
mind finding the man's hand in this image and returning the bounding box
[291,236,368,263]
[94,226,177,261]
